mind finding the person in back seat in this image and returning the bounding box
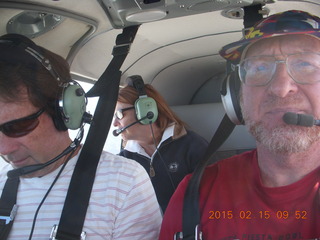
[159,10,320,239]
[113,76,208,213]
[0,34,162,240]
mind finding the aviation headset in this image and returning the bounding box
[0,34,87,131]
[220,62,244,125]
[127,75,158,124]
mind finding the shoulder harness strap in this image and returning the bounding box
[54,25,139,240]
[0,177,19,240]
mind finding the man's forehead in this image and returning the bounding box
[0,100,35,124]
[244,34,320,58]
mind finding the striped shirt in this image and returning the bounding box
[0,150,162,239]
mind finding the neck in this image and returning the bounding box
[137,124,162,157]
[140,143,157,157]
[256,143,320,187]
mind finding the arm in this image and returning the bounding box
[113,162,163,240]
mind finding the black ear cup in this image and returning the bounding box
[53,105,68,131]
[220,70,243,125]
[127,75,158,125]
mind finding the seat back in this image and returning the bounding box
[171,103,256,160]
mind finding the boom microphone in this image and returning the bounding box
[113,119,142,137]
[7,144,76,179]
[283,112,320,127]
[7,128,83,178]
[113,112,154,137]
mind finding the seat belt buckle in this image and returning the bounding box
[0,204,18,225]
[50,225,58,239]
[174,225,203,240]
[50,224,87,240]
[195,224,203,240]
[174,231,183,240]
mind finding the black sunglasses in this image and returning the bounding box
[0,108,45,138]
[114,106,135,120]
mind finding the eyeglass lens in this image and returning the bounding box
[0,109,44,138]
[115,107,134,120]
[239,52,320,86]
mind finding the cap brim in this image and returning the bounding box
[220,31,320,63]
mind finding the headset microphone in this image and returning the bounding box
[283,112,320,127]
[113,112,154,137]
[7,145,75,178]
[7,128,84,179]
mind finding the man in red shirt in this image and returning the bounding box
[159,10,320,240]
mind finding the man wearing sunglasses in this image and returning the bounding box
[160,10,320,239]
[0,34,162,239]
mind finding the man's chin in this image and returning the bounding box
[11,159,30,168]
[249,122,320,154]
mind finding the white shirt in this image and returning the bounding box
[124,124,175,158]
[0,150,162,240]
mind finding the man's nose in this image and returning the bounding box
[0,133,19,157]
[267,62,298,98]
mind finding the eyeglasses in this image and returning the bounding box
[114,106,134,120]
[0,108,45,138]
[238,52,320,87]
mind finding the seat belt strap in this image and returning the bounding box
[0,177,20,240]
[243,4,263,29]
[54,25,139,240]
[180,4,263,239]
[181,114,235,239]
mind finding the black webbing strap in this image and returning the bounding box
[243,4,263,29]
[0,177,19,240]
[54,25,140,240]
[181,114,235,239]
[180,5,263,239]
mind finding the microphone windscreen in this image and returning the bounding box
[283,112,314,127]
[7,169,22,179]
[113,129,120,137]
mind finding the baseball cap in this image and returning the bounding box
[219,10,320,63]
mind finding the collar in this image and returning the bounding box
[124,123,187,158]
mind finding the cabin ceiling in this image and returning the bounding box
[0,0,319,90]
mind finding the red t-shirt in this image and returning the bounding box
[159,150,320,240]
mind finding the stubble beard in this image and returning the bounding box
[245,117,320,154]
[240,94,320,154]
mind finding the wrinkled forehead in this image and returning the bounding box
[242,34,320,59]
